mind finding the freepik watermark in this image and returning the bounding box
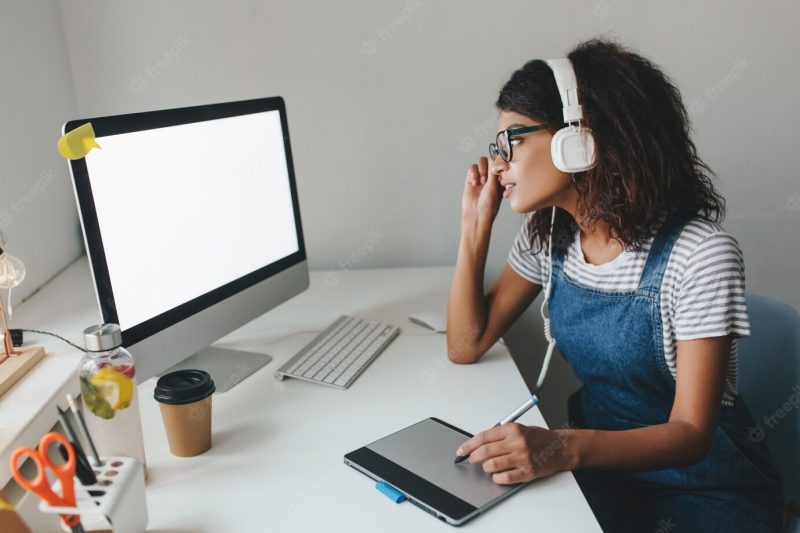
[218,360,287,393]
[785,193,800,212]
[654,518,677,533]
[221,362,251,391]
[360,0,424,56]
[285,466,337,517]
[130,35,191,92]
[531,425,575,467]
[592,0,622,18]
[420,324,482,384]
[748,384,800,442]
[762,384,800,429]
[0,169,57,229]
[688,56,750,115]
[457,114,497,153]
[325,227,385,286]
[421,353,449,384]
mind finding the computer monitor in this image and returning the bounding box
[65,96,309,390]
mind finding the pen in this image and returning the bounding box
[454,393,540,464]
[58,443,97,487]
[56,406,97,486]
[66,393,101,466]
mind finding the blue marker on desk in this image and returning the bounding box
[453,393,540,464]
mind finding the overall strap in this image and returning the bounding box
[637,212,693,295]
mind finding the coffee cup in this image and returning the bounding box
[153,369,215,457]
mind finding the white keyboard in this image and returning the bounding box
[274,315,400,389]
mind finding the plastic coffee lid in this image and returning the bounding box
[154,369,215,405]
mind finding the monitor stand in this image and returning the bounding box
[163,347,273,393]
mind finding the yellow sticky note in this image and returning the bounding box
[57,122,101,160]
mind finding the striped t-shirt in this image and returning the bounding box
[507,215,751,407]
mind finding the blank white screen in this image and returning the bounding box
[84,110,299,330]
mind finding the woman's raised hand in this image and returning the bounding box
[461,156,503,233]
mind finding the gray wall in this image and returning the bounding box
[0,0,81,305]
[53,0,798,309]
[1,2,797,425]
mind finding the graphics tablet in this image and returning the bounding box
[344,417,528,526]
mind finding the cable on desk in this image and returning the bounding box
[8,328,441,354]
[8,328,94,352]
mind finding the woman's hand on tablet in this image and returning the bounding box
[456,423,577,484]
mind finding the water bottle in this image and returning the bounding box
[78,323,146,467]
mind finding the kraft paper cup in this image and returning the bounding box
[154,369,215,457]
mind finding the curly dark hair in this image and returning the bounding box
[496,38,726,254]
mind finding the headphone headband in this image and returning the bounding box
[545,58,583,124]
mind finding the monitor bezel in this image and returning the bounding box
[66,96,307,348]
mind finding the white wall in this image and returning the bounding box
[3,1,798,316]
[0,0,81,306]
[55,0,799,311]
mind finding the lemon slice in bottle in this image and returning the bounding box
[90,367,134,411]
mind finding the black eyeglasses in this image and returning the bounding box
[488,125,548,162]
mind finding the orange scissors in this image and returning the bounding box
[10,432,85,532]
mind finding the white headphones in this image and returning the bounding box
[545,58,597,173]
[515,59,596,396]
[530,58,596,394]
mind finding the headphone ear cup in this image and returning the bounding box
[550,126,596,173]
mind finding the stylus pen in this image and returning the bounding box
[454,393,540,464]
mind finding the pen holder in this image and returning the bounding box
[37,456,147,533]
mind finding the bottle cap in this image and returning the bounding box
[83,323,122,351]
[154,369,216,405]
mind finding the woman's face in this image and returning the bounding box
[491,110,573,213]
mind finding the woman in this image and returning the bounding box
[447,39,784,532]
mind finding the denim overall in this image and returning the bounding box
[548,214,784,532]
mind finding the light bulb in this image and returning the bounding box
[0,247,25,319]
[0,252,25,289]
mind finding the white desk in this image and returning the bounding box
[3,258,601,531]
